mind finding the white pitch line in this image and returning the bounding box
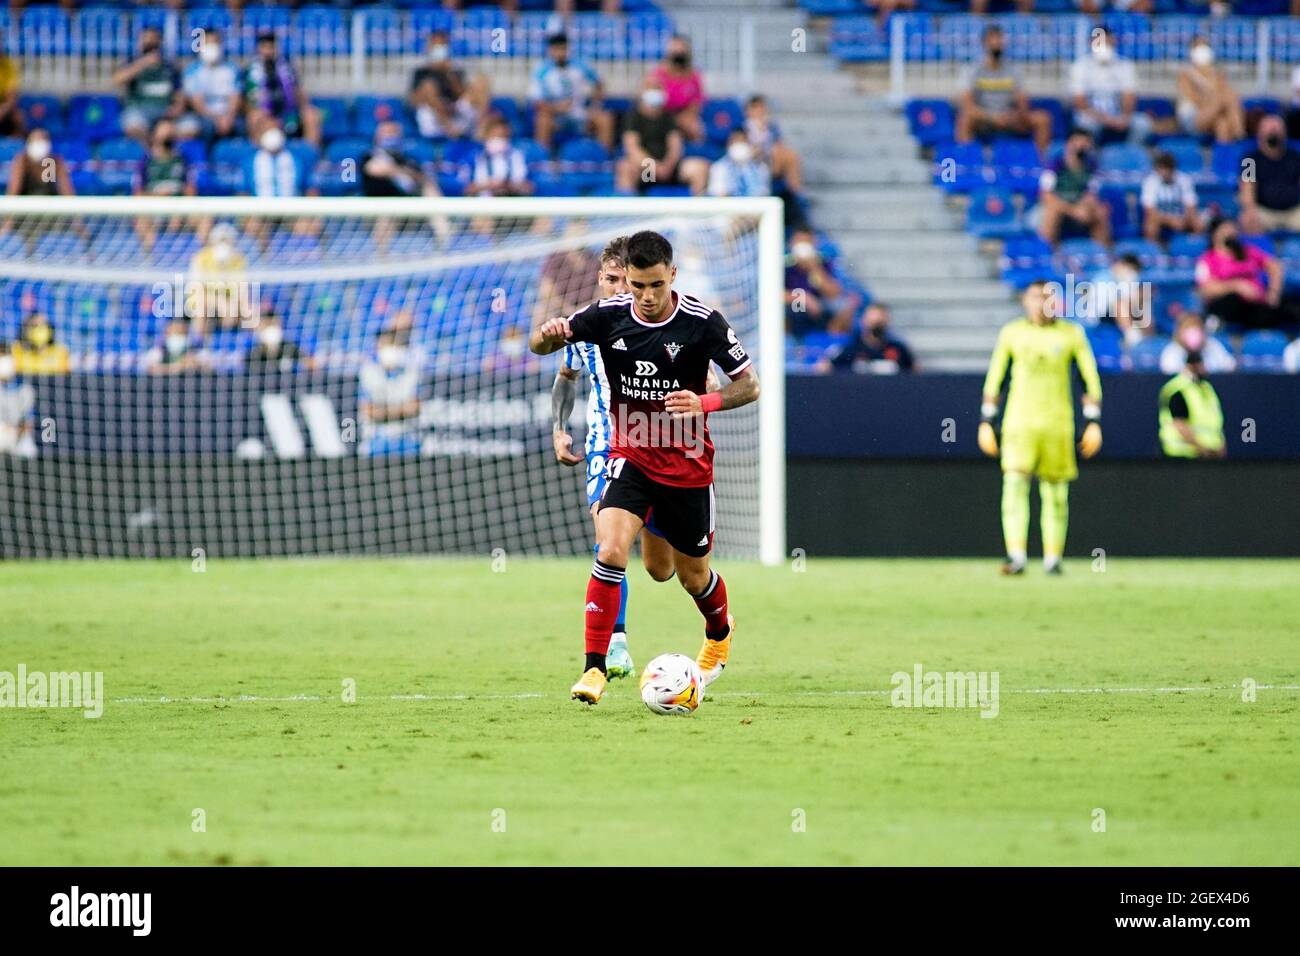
[107,684,1300,705]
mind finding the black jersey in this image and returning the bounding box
[566,290,752,488]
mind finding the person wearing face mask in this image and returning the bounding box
[189,223,248,335]
[957,26,1053,154]
[615,79,709,196]
[145,319,205,376]
[1037,129,1111,248]
[6,128,73,198]
[246,119,303,198]
[12,313,70,376]
[528,33,614,152]
[707,130,771,198]
[1159,313,1235,376]
[1195,217,1298,332]
[1240,115,1300,236]
[1159,348,1226,460]
[358,330,424,457]
[1069,27,1142,145]
[181,30,241,141]
[246,314,312,374]
[0,344,37,458]
[466,118,533,198]
[649,35,705,143]
[136,120,193,198]
[408,30,486,141]
[483,325,540,376]
[817,303,916,375]
[242,32,321,147]
[784,230,862,336]
[1176,37,1244,143]
[113,28,184,145]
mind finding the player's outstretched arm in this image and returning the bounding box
[664,367,759,419]
[529,316,572,356]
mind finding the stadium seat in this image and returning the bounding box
[1058,238,1110,274]
[557,137,612,193]
[66,94,121,143]
[1237,330,1290,372]
[999,235,1053,287]
[1099,143,1151,183]
[1128,335,1168,372]
[1211,141,1251,185]
[353,96,411,139]
[966,187,1020,239]
[313,97,352,142]
[1086,325,1126,372]
[906,100,955,148]
[935,141,987,194]
[702,100,745,146]
[19,95,65,136]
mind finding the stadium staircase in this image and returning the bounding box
[669,0,1014,371]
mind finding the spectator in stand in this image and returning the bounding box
[0,344,36,458]
[554,0,623,12]
[5,129,74,198]
[1159,313,1235,376]
[136,120,192,198]
[707,129,771,198]
[13,312,71,375]
[649,35,705,143]
[816,303,916,374]
[1286,62,1300,141]
[1073,0,1152,13]
[1089,252,1152,345]
[246,119,304,198]
[745,95,804,193]
[482,324,540,376]
[409,30,487,141]
[861,0,916,27]
[1141,151,1200,245]
[145,319,206,375]
[1239,115,1300,235]
[533,221,601,326]
[785,230,862,336]
[956,25,1052,153]
[1195,217,1299,331]
[113,27,184,145]
[242,32,321,147]
[358,329,423,457]
[616,78,709,195]
[188,223,248,334]
[441,0,520,11]
[1037,129,1110,248]
[529,34,614,152]
[970,0,1036,12]
[180,31,241,142]
[1177,37,1245,144]
[245,313,313,374]
[0,49,24,138]
[465,117,533,197]
[362,120,438,199]
[1069,27,1143,145]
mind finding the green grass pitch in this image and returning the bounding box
[2,557,1297,866]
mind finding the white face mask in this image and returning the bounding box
[641,89,666,110]
[378,345,406,370]
[0,355,15,380]
[727,141,753,164]
[501,336,524,358]
[791,241,816,261]
[200,44,221,65]
[1190,45,1214,67]
[485,136,509,154]
[166,333,188,356]
[26,139,50,162]
[1093,43,1114,64]
[213,240,234,264]
[428,44,449,62]
[261,128,285,153]
[258,325,283,349]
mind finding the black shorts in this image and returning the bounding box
[598,457,715,558]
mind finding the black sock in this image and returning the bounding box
[585,652,606,674]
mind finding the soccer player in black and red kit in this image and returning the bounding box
[530,230,761,705]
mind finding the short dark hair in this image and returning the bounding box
[1118,253,1141,269]
[547,33,568,47]
[256,31,276,45]
[601,236,628,267]
[625,231,673,269]
[984,25,1004,39]
[1154,151,1175,170]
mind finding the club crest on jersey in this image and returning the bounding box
[664,342,682,362]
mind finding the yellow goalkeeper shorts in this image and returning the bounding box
[1000,424,1077,482]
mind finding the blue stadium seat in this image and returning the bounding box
[1237,330,1289,372]
[991,139,1042,196]
[1087,325,1126,372]
[907,99,955,148]
[1128,335,1168,372]
[353,96,411,139]
[1113,238,1163,268]
[19,95,64,136]
[967,187,1020,239]
[1058,238,1110,274]
[313,97,352,142]
[1154,137,1205,175]
[702,100,745,146]
[935,141,987,194]
[1000,235,1054,287]
[1211,140,1251,185]
[1099,143,1151,182]
[67,95,121,143]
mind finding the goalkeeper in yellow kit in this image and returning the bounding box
[979,279,1103,575]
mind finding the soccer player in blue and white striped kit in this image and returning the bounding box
[549,236,720,680]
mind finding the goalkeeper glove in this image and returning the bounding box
[977,421,999,458]
[1078,421,1102,459]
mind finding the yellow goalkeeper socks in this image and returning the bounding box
[1040,480,1069,565]
[1001,472,1030,563]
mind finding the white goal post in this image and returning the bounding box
[0,195,786,565]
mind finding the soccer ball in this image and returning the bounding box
[639,653,704,716]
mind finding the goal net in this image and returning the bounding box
[0,196,785,564]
